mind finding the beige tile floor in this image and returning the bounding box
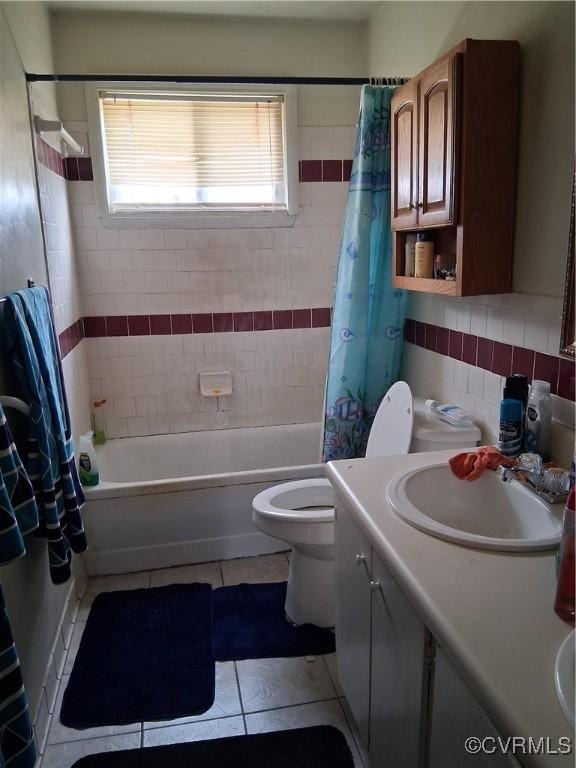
[40,554,366,767]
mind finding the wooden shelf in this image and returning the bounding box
[392,226,461,294]
[393,276,458,295]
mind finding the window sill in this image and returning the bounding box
[99,210,298,230]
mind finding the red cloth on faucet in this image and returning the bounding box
[449,446,514,481]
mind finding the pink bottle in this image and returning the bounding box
[554,488,575,624]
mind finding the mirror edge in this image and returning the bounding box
[559,172,575,360]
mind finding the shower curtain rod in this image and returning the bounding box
[25,73,408,86]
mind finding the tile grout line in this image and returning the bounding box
[242,695,342,719]
[142,710,243,733]
[232,661,247,734]
[320,655,339,698]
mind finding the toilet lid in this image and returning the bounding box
[365,381,414,458]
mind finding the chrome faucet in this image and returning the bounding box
[497,456,569,503]
[497,465,537,484]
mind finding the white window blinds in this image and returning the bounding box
[99,91,287,211]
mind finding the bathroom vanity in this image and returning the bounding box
[328,450,573,768]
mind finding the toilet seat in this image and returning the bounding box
[252,479,334,523]
[366,380,414,457]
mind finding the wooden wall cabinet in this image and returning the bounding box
[391,39,520,296]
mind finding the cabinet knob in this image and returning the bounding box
[409,204,416,210]
[370,579,386,601]
[417,202,424,208]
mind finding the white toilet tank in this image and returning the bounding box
[411,397,481,452]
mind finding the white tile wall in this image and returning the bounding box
[61,343,91,446]
[67,122,354,436]
[86,327,329,438]
[402,292,575,465]
[36,146,92,447]
[73,194,344,316]
[37,163,83,335]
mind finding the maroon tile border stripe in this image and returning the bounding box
[37,137,66,179]
[59,313,576,405]
[404,319,576,402]
[81,307,331,339]
[37,142,352,185]
[37,139,95,181]
[59,306,331,359]
[58,318,85,359]
[298,159,353,183]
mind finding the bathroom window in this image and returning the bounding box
[87,85,298,221]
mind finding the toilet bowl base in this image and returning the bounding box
[285,546,335,629]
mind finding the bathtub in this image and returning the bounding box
[81,422,325,575]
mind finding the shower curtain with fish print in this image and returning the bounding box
[322,86,406,462]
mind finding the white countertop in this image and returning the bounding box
[327,449,574,768]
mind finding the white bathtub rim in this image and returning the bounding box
[83,462,326,500]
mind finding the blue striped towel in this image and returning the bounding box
[2,287,86,584]
[0,405,38,565]
[0,585,36,768]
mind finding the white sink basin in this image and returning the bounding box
[386,462,563,551]
[555,631,575,727]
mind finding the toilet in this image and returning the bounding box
[252,382,481,628]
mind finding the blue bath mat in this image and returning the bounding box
[61,584,214,728]
[214,581,335,660]
[71,726,354,767]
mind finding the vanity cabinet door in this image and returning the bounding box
[429,647,522,768]
[335,497,372,747]
[369,553,427,768]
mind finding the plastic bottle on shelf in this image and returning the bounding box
[404,234,416,277]
[414,233,434,278]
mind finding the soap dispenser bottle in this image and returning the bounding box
[78,433,100,487]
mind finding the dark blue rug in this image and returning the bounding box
[71,726,353,767]
[214,581,335,660]
[61,584,214,728]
